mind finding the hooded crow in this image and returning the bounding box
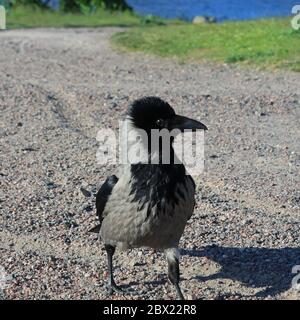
[91,97,207,299]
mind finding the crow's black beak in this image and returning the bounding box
[168,115,208,131]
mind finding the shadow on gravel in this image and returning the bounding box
[181,245,300,298]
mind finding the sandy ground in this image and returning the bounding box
[0,28,299,300]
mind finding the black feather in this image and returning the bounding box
[127,97,175,131]
[91,175,118,232]
[96,175,119,220]
[88,225,101,233]
[80,186,92,198]
[130,164,188,219]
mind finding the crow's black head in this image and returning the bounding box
[127,96,207,132]
[127,97,176,131]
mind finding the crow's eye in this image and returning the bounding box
[156,119,164,127]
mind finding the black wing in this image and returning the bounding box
[187,175,196,220]
[187,174,196,190]
[89,175,118,233]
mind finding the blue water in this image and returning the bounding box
[45,0,298,22]
[127,0,298,22]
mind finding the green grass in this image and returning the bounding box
[112,18,300,72]
[6,5,171,28]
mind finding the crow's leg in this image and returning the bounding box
[105,244,134,295]
[105,244,125,294]
[165,248,185,300]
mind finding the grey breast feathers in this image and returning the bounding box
[99,167,196,250]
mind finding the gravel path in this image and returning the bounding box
[0,28,299,300]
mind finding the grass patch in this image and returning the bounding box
[6,5,178,28]
[112,18,300,72]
